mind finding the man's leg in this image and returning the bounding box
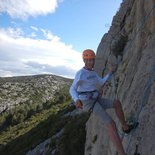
[113,100,129,131]
[106,120,126,155]
[92,100,126,155]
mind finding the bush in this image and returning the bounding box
[55,112,90,155]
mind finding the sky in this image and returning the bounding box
[0,0,122,78]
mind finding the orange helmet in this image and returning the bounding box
[82,49,95,59]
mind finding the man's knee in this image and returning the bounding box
[106,120,117,132]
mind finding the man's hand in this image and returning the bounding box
[75,100,83,109]
[109,64,117,74]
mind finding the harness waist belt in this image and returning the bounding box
[78,90,99,100]
[78,90,97,95]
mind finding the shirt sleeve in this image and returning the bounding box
[69,71,81,103]
[97,72,112,86]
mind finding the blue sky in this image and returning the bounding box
[0,0,122,78]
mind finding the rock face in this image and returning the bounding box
[0,74,72,113]
[85,0,155,155]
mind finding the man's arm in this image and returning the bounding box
[98,64,117,87]
[69,86,83,109]
[69,71,83,109]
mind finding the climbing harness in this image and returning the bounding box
[77,90,100,113]
[78,90,99,101]
[88,97,99,113]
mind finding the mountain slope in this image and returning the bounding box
[0,74,74,154]
[0,74,72,113]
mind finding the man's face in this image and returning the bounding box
[83,59,95,70]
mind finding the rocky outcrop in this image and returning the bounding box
[0,74,72,113]
[26,129,64,155]
[85,0,155,154]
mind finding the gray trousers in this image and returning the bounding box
[81,98,114,124]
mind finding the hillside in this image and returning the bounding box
[0,74,86,155]
[0,74,92,155]
[0,74,72,113]
[85,0,155,155]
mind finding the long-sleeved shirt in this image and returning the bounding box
[70,67,112,102]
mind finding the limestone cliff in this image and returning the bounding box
[85,0,155,154]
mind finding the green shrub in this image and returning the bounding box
[55,113,90,155]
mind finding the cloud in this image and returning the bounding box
[0,27,83,78]
[30,26,39,31]
[0,0,62,20]
[41,29,60,41]
[26,61,77,77]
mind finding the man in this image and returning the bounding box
[70,49,137,155]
